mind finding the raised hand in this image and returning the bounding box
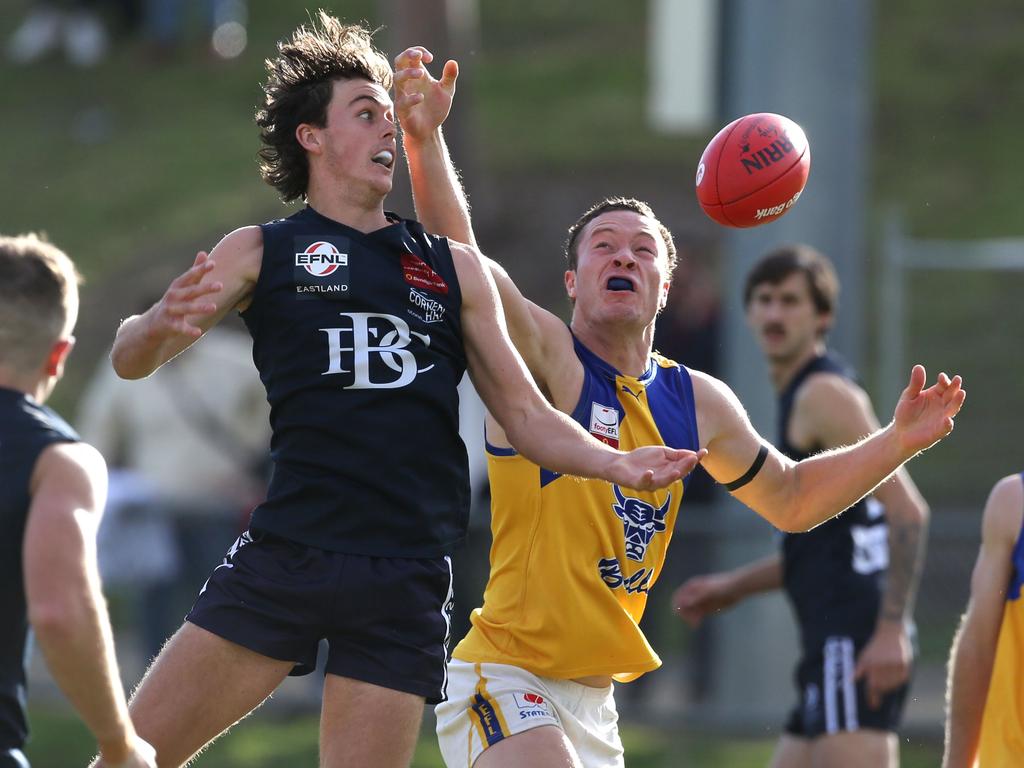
[610,446,707,492]
[892,365,966,455]
[671,573,738,628]
[393,45,458,142]
[151,251,222,340]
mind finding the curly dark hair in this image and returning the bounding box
[564,197,677,274]
[255,11,393,203]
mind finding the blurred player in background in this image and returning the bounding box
[943,473,1024,767]
[100,13,698,768]
[674,246,930,768]
[394,48,961,768]
[0,234,155,768]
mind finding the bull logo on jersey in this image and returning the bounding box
[321,312,434,389]
[612,486,670,562]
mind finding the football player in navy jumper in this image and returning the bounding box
[0,234,155,768]
[675,246,930,768]
[102,13,704,768]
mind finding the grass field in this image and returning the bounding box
[25,706,945,767]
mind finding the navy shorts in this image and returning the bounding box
[784,635,909,737]
[0,749,28,768]
[186,529,455,704]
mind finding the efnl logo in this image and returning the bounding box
[296,241,347,276]
[295,240,350,297]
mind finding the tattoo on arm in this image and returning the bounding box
[881,515,928,622]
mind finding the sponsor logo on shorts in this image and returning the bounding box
[512,692,551,720]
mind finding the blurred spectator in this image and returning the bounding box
[144,0,247,60]
[4,0,129,67]
[77,321,270,663]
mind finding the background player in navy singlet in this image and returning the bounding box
[0,234,155,768]
[675,245,931,768]
[100,14,700,768]
[393,49,963,768]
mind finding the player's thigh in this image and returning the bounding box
[319,673,426,768]
[129,622,294,768]
[770,734,812,768]
[474,725,582,768]
[810,730,898,768]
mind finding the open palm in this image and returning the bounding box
[892,364,965,454]
[393,46,458,141]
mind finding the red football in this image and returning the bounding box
[695,113,810,228]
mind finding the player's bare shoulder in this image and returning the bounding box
[210,225,264,311]
[796,370,868,414]
[789,370,873,449]
[30,441,107,504]
[446,238,484,281]
[212,225,263,277]
[983,473,1024,545]
[689,369,748,442]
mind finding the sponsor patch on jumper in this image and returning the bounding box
[294,238,351,299]
[407,287,446,324]
[589,403,620,448]
[401,252,448,294]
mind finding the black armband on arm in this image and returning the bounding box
[723,444,769,492]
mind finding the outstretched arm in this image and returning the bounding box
[24,443,156,767]
[453,240,703,490]
[395,45,572,387]
[110,226,261,379]
[694,365,964,532]
[672,553,783,627]
[394,46,476,248]
[943,474,1021,768]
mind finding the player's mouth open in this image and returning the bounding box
[606,277,634,292]
[371,150,394,168]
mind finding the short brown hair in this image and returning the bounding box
[564,197,677,274]
[0,233,81,371]
[743,243,839,317]
[256,12,393,203]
